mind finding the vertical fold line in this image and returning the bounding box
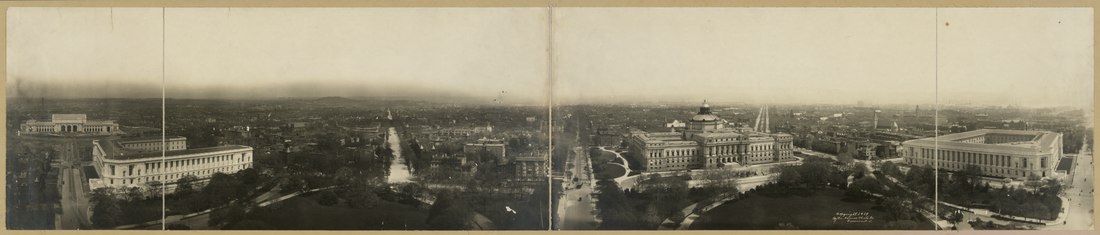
[933,8,940,230]
[160,7,167,231]
[545,4,554,231]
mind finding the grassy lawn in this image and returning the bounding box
[691,188,933,230]
[611,157,625,165]
[591,149,617,163]
[594,163,626,180]
[251,192,430,230]
[591,148,627,180]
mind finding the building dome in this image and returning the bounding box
[691,100,720,122]
[691,114,720,122]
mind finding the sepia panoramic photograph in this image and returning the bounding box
[551,7,1093,231]
[4,5,1096,233]
[7,7,551,230]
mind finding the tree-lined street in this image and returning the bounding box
[558,146,598,230]
[58,141,91,229]
[1047,141,1093,230]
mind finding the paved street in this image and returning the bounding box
[1047,141,1094,230]
[558,146,598,230]
[58,141,92,229]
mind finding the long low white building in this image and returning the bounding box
[90,136,253,192]
[902,129,1062,179]
[20,114,120,135]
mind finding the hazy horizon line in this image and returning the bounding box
[6,95,1090,111]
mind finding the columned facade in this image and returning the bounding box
[90,137,254,192]
[628,101,796,173]
[902,129,1062,179]
[20,114,120,135]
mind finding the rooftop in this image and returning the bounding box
[112,145,252,161]
[52,114,87,121]
[903,129,1061,155]
[97,137,251,161]
[514,151,548,161]
[694,132,744,138]
[116,136,187,144]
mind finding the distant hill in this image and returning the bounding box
[314,96,359,103]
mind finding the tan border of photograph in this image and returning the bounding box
[0,1,1096,235]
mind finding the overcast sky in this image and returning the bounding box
[7,7,1092,109]
[7,7,550,104]
[554,8,1092,109]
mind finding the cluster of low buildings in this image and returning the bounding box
[425,136,548,183]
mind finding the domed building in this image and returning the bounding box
[627,101,795,172]
[686,101,723,132]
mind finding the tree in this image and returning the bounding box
[594,180,642,229]
[515,181,552,230]
[401,183,426,198]
[639,177,690,219]
[122,186,145,201]
[881,161,902,177]
[904,166,936,197]
[508,137,531,153]
[881,196,915,221]
[333,167,356,185]
[827,168,851,188]
[777,166,803,186]
[90,188,123,228]
[175,175,200,196]
[589,148,604,162]
[409,138,424,153]
[1040,178,1063,196]
[303,175,334,189]
[799,161,834,188]
[282,175,307,193]
[426,191,473,230]
[836,151,855,164]
[958,164,982,188]
[341,184,381,209]
[237,168,261,187]
[204,173,245,206]
[316,134,343,153]
[847,177,882,198]
[145,181,164,196]
[641,203,662,226]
